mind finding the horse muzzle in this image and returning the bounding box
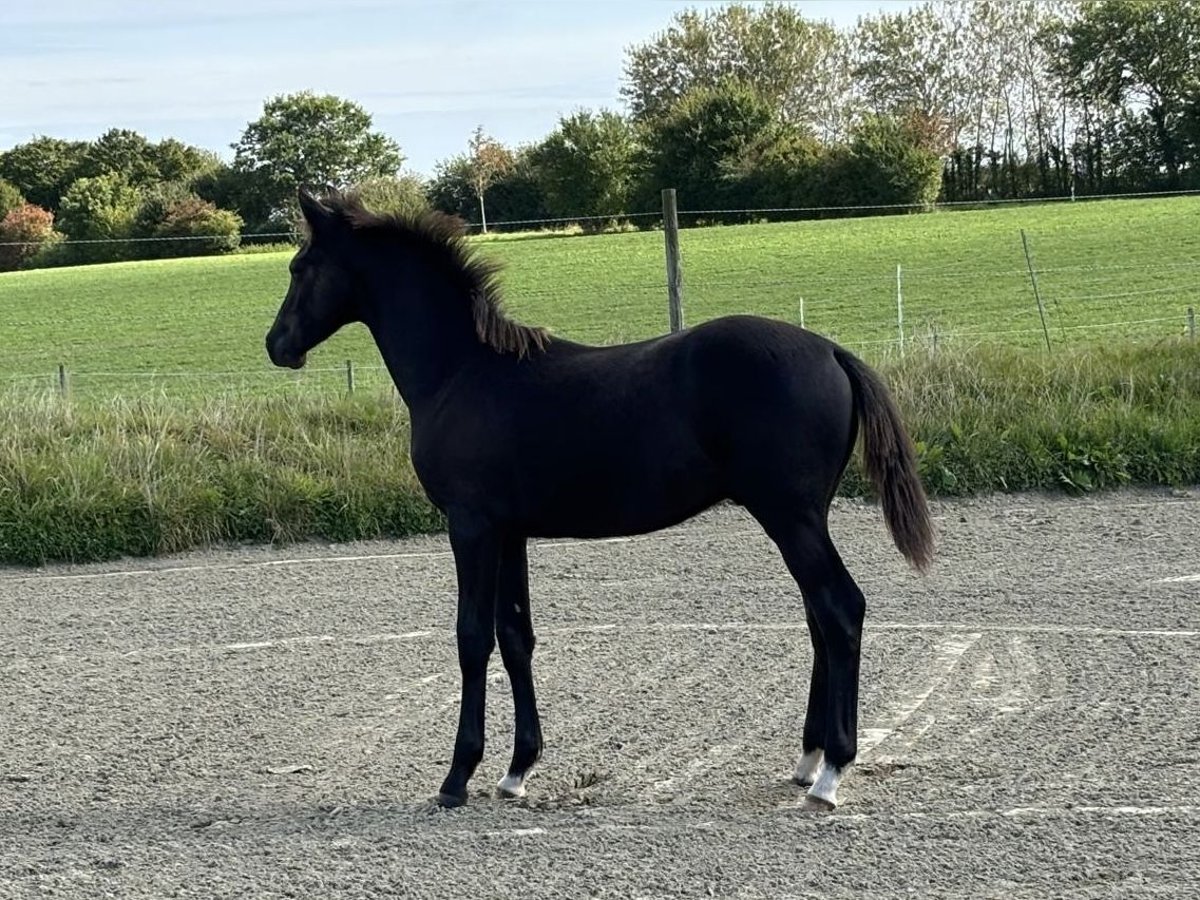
[266,330,308,370]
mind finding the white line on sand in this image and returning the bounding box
[0,536,662,585]
[416,804,1200,840]
[124,630,433,658]
[1155,573,1200,583]
[2,553,453,584]
[50,620,1200,664]
[860,633,981,759]
[530,622,1200,646]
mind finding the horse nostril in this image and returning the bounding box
[266,330,291,367]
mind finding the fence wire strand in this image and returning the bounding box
[4,186,1200,248]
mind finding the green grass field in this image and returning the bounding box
[2,196,1198,399]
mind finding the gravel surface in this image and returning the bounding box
[2,487,1199,898]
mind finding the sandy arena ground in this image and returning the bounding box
[2,488,1199,899]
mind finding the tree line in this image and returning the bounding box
[2,0,1197,270]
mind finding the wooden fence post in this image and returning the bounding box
[662,188,684,333]
[1020,229,1052,353]
[346,359,355,393]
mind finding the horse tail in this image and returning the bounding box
[833,348,934,572]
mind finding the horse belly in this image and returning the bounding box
[519,433,724,539]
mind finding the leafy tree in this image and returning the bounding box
[427,155,476,221]
[529,110,637,225]
[622,1,843,135]
[822,113,944,210]
[635,80,776,215]
[126,179,242,258]
[722,127,825,211]
[132,181,196,237]
[56,173,144,263]
[428,148,546,229]
[148,196,242,258]
[851,4,962,155]
[149,139,224,187]
[0,137,87,211]
[76,128,160,185]
[354,174,430,219]
[231,91,404,226]
[1182,92,1200,172]
[0,179,24,222]
[466,127,514,233]
[0,131,225,217]
[0,203,62,271]
[1055,0,1200,185]
[482,150,548,225]
[191,164,274,234]
[849,0,1081,201]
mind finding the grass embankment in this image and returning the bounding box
[0,392,444,567]
[2,341,1196,567]
[2,196,1198,398]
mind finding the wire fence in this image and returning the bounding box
[8,312,1195,402]
[3,189,1198,401]
[4,185,1200,249]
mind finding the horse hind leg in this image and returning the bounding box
[792,606,827,788]
[753,507,866,810]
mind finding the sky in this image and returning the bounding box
[0,0,919,179]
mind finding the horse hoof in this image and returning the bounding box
[802,794,836,813]
[805,764,843,810]
[792,774,815,789]
[496,772,527,799]
[434,791,468,809]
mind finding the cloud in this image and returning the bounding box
[1,20,639,132]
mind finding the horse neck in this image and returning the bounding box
[359,250,482,413]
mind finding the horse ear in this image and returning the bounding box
[298,187,334,232]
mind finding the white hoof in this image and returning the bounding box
[496,771,528,799]
[806,763,845,810]
[793,749,824,786]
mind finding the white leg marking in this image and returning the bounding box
[793,749,824,786]
[497,770,530,798]
[806,763,844,809]
[783,633,981,812]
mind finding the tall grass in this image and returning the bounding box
[1,341,1197,567]
[854,339,1200,496]
[0,389,443,566]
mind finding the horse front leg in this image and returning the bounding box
[495,535,543,799]
[436,513,502,808]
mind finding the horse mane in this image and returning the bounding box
[316,191,550,358]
